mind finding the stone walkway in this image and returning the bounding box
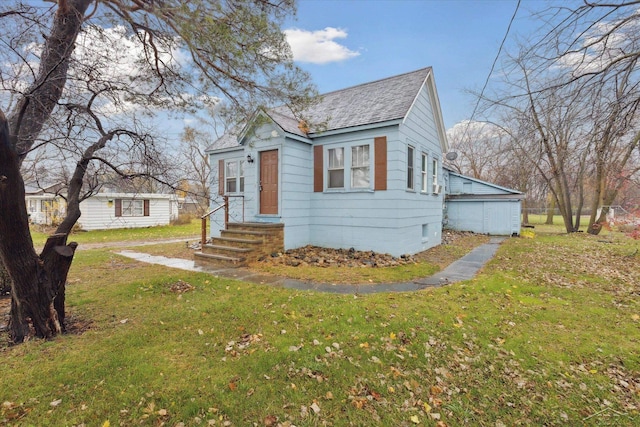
[116,237,505,294]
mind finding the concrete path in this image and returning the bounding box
[115,237,505,294]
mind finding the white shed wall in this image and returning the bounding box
[77,194,176,230]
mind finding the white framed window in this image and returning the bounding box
[115,199,149,217]
[407,145,415,190]
[328,147,345,188]
[225,160,245,193]
[122,199,144,217]
[432,158,439,194]
[351,145,370,188]
[421,152,428,193]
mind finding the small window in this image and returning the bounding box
[432,158,439,193]
[422,223,429,239]
[407,145,415,190]
[328,147,344,188]
[351,145,370,188]
[225,160,245,193]
[421,153,428,192]
[226,161,237,193]
[122,200,143,216]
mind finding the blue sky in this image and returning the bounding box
[283,0,543,129]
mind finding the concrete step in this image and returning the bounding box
[194,252,246,268]
[211,236,262,249]
[201,244,253,258]
[222,229,269,240]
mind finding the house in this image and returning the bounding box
[203,67,450,260]
[25,190,179,230]
[25,184,66,226]
[443,168,523,236]
[75,193,179,230]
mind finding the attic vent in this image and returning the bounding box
[298,120,309,134]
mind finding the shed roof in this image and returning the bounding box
[207,67,446,152]
[444,168,525,200]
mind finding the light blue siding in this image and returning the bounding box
[449,173,515,195]
[207,79,449,256]
[444,170,523,236]
[446,200,521,235]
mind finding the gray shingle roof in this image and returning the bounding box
[207,67,432,151]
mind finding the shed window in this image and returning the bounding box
[328,147,344,188]
[351,145,370,188]
[407,145,415,190]
[115,199,150,217]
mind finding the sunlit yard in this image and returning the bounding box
[1,227,638,426]
[29,218,201,247]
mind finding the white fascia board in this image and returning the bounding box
[307,119,402,139]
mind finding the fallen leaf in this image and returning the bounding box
[50,399,62,407]
[410,414,420,424]
[310,402,321,414]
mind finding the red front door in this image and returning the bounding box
[259,150,278,214]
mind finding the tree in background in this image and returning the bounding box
[0,0,316,343]
[445,120,542,225]
[178,126,213,215]
[481,1,640,233]
[175,104,236,215]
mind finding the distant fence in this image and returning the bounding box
[522,206,638,225]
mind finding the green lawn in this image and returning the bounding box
[30,218,201,247]
[1,229,638,426]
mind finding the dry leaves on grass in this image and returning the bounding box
[168,280,194,293]
[496,234,640,296]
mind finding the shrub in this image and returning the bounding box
[171,213,194,225]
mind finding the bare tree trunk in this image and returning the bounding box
[522,199,529,224]
[545,192,555,224]
[0,112,77,342]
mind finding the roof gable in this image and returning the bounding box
[279,67,435,135]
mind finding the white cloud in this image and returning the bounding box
[556,11,639,76]
[284,27,360,64]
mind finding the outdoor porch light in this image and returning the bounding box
[246,154,254,163]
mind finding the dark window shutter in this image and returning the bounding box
[374,136,387,191]
[313,145,323,192]
[115,199,122,217]
[143,200,150,216]
[218,159,224,195]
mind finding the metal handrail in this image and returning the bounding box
[200,195,245,246]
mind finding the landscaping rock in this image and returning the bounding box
[258,245,417,268]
